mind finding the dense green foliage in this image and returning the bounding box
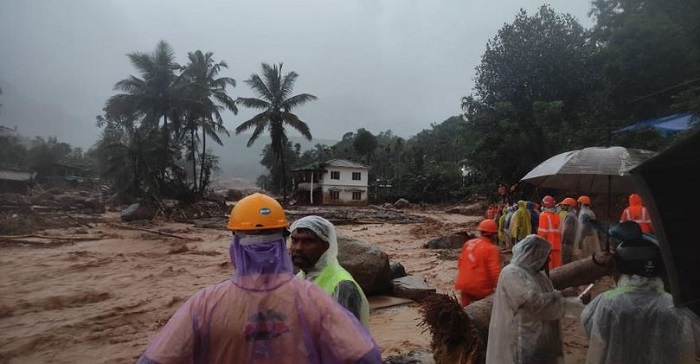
[0,135,92,181]
[95,41,236,199]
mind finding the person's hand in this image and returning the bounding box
[579,291,592,305]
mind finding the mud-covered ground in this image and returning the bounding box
[0,208,609,363]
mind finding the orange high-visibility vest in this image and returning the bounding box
[537,211,562,269]
[455,236,501,299]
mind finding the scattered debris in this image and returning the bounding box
[107,223,200,241]
[392,275,437,302]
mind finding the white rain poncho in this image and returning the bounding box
[485,235,584,364]
[561,209,578,264]
[290,215,370,327]
[581,274,696,364]
[576,205,600,258]
[137,233,381,364]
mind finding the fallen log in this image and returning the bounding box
[106,223,200,241]
[64,213,93,229]
[420,252,614,364]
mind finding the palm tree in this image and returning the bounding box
[181,50,237,193]
[235,63,317,201]
[104,40,188,186]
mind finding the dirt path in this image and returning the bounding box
[0,209,596,363]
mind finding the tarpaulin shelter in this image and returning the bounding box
[631,128,700,319]
[613,113,696,136]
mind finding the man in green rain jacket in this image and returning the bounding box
[290,215,370,328]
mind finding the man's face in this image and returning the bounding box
[289,228,329,272]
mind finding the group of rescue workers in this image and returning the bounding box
[135,192,696,364]
[457,193,697,363]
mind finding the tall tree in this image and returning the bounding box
[463,6,603,185]
[352,128,378,164]
[104,40,189,189]
[235,63,317,201]
[181,50,237,194]
[591,0,700,121]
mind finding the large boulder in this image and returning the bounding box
[394,198,411,209]
[390,261,407,279]
[392,275,436,302]
[337,234,393,295]
[425,231,473,249]
[445,202,486,216]
[121,203,156,222]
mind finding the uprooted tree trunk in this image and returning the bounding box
[419,253,614,364]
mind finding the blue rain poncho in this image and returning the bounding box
[580,274,696,364]
[137,233,381,364]
[485,235,584,364]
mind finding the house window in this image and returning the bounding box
[330,190,340,200]
[352,172,361,181]
[352,191,362,200]
[330,171,340,180]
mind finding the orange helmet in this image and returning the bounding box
[542,195,556,208]
[561,197,577,207]
[227,193,288,231]
[577,195,591,205]
[478,219,498,234]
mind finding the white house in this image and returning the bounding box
[292,159,369,205]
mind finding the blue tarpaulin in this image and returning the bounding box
[613,113,696,136]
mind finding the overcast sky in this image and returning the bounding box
[0,0,593,149]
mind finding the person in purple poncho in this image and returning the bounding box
[137,193,381,364]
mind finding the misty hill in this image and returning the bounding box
[210,134,337,181]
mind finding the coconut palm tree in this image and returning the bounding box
[104,40,189,187]
[181,50,237,193]
[235,63,317,201]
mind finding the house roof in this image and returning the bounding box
[292,158,368,172]
[325,159,368,169]
[0,169,36,182]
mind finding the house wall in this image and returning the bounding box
[320,166,368,205]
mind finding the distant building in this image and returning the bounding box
[0,167,36,193]
[292,159,369,205]
[0,125,18,136]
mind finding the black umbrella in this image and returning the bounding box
[521,146,657,194]
[631,128,700,319]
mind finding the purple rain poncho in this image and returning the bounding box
[137,233,381,364]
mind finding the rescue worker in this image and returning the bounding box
[497,205,511,247]
[509,200,532,246]
[559,197,579,264]
[527,201,540,232]
[290,215,370,328]
[454,219,502,307]
[581,221,695,363]
[619,193,654,234]
[486,235,585,364]
[576,195,600,259]
[137,193,381,364]
[537,195,562,269]
[498,184,507,204]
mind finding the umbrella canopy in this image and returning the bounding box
[631,129,700,319]
[521,146,657,194]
